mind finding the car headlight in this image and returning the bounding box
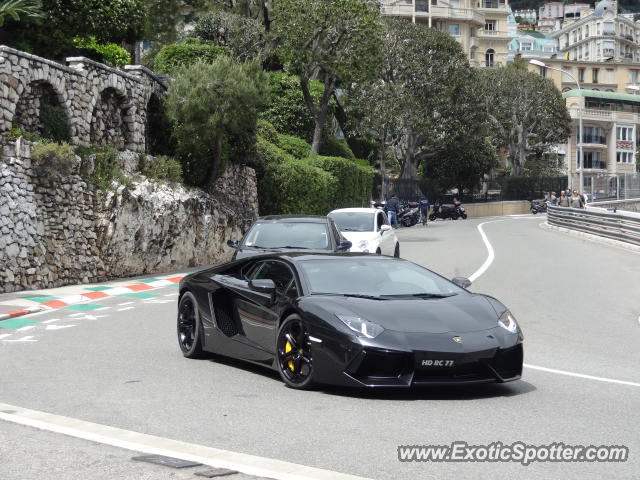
[498,310,519,334]
[358,240,368,249]
[336,315,384,338]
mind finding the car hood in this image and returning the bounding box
[304,293,499,334]
[341,232,380,244]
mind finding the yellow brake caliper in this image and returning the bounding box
[285,341,295,371]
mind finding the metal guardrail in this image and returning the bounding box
[547,206,640,246]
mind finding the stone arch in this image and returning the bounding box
[89,87,135,150]
[13,79,71,141]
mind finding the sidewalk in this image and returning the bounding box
[0,270,195,323]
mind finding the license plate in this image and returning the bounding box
[419,359,455,368]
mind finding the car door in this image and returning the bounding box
[377,211,395,255]
[235,260,297,354]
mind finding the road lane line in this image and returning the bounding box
[0,403,371,480]
[117,302,134,306]
[524,364,640,388]
[16,326,35,331]
[468,220,503,282]
[3,336,37,342]
[0,334,12,340]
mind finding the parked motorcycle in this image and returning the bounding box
[398,202,420,227]
[531,200,547,214]
[429,202,460,221]
[453,200,468,220]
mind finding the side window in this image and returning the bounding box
[252,261,295,294]
[240,261,260,280]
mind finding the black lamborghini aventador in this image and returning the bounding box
[177,253,523,389]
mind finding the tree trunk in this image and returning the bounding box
[379,129,387,200]
[206,132,224,190]
[331,91,361,157]
[311,113,326,155]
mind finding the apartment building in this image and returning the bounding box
[561,90,638,193]
[514,8,536,24]
[380,0,512,68]
[510,31,557,59]
[549,0,640,63]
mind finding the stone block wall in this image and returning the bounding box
[0,140,258,293]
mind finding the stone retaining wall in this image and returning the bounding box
[0,140,258,293]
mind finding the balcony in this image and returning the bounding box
[479,30,509,39]
[479,0,507,9]
[582,161,607,170]
[430,6,485,25]
[602,31,616,37]
[624,53,634,59]
[578,135,607,145]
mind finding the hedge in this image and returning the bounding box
[260,158,337,216]
[154,42,230,74]
[276,133,310,159]
[308,155,373,209]
[319,136,356,161]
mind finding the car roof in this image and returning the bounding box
[255,215,329,223]
[329,208,379,214]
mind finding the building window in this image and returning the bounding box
[578,69,585,83]
[603,22,615,36]
[616,152,635,163]
[617,126,634,142]
[485,49,495,67]
[485,20,496,31]
[449,24,460,36]
[579,151,602,169]
[521,42,532,51]
[592,69,599,84]
[631,70,640,83]
[606,69,614,83]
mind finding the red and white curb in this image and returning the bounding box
[0,305,48,322]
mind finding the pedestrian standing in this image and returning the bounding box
[386,194,400,228]
[558,190,569,207]
[570,190,584,209]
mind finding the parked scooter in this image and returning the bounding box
[429,202,460,221]
[453,200,468,219]
[398,202,420,227]
[530,200,547,214]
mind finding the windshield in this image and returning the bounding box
[299,258,465,297]
[329,212,375,232]
[242,222,330,249]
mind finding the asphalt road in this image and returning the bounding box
[1,215,639,480]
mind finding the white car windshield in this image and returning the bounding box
[329,212,375,232]
[299,258,464,297]
[243,222,330,249]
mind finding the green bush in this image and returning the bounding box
[140,155,183,183]
[31,141,77,177]
[257,119,279,145]
[260,158,337,215]
[154,41,230,74]
[276,134,310,159]
[73,36,132,67]
[75,145,123,190]
[309,155,373,209]
[319,136,355,160]
[7,127,40,142]
[194,10,266,61]
[39,104,71,142]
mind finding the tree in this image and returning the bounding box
[480,67,571,176]
[194,9,266,61]
[271,0,383,154]
[143,0,181,46]
[165,58,269,189]
[0,0,42,26]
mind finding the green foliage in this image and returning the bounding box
[165,58,269,188]
[75,145,123,190]
[153,40,230,74]
[73,36,132,67]
[7,127,39,142]
[0,0,42,26]
[39,104,71,142]
[257,119,279,145]
[260,158,337,215]
[194,9,266,61]
[276,134,310,159]
[139,155,183,183]
[31,140,77,177]
[260,72,325,142]
[319,136,355,161]
[308,155,373,209]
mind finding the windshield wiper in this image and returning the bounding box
[312,293,389,300]
[271,245,317,249]
[382,293,458,299]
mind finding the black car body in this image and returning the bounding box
[177,254,523,389]
[227,215,352,260]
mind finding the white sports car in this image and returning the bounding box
[328,208,400,257]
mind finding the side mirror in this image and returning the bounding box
[452,277,472,289]
[380,224,391,234]
[249,278,276,294]
[338,239,352,251]
[227,239,239,249]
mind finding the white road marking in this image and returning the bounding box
[117,302,134,306]
[0,403,370,480]
[72,314,106,321]
[163,293,178,297]
[524,364,640,388]
[117,307,134,312]
[101,287,134,296]
[0,334,12,340]
[3,336,37,342]
[94,307,111,311]
[16,326,35,331]
[45,325,76,331]
[69,312,88,318]
[468,220,504,282]
[143,299,173,304]
[42,319,61,324]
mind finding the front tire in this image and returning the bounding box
[276,315,316,389]
[429,214,437,221]
[393,243,400,258]
[177,291,204,358]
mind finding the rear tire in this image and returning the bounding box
[177,291,204,359]
[429,214,437,221]
[394,243,400,258]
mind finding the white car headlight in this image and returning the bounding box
[336,315,384,338]
[498,311,519,334]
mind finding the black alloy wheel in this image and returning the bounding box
[177,291,203,358]
[276,315,315,389]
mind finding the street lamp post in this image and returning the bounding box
[530,59,583,193]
